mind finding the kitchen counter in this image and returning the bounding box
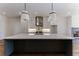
[4,33,74,40]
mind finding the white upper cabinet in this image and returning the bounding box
[72,15,79,27]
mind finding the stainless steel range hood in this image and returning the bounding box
[35,16,43,35]
[35,16,43,26]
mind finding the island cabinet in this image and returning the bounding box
[0,40,4,56]
[4,39,72,56]
[4,34,73,56]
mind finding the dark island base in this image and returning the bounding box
[4,39,72,56]
[12,52,65,56]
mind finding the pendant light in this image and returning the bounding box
[21,3,29,22]
[48,3,56,25]
[20,3,30,33]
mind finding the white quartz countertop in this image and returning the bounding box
[3,33,74,40]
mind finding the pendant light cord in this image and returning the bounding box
[51,3,53,11]
[24,3,26,10]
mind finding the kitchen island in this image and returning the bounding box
[4,33,74,56]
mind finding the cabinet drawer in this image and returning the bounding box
[0,46,4,56]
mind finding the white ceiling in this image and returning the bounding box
[0,3,79,17]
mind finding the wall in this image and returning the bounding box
[6,17,21,36]
[0,15,22,37]
[53,15,71,36]
[0,15,7,37]
[56,15,67,35]
[29,15,69,35]
[29,16,50,29]
[0,14,71,37]
[65,16,72,36]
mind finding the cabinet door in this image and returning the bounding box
[0,40,4,56]
[0,46,4,56]
[72,15,79,27]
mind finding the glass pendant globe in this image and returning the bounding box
[20,10,29,32]
[21,10,29,21]
[48,12,56,25]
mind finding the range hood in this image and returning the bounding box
[35,16,43,35]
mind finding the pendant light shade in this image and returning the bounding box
[21,10,29,22]
[48,3,56,25]
[21,3,29,22]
